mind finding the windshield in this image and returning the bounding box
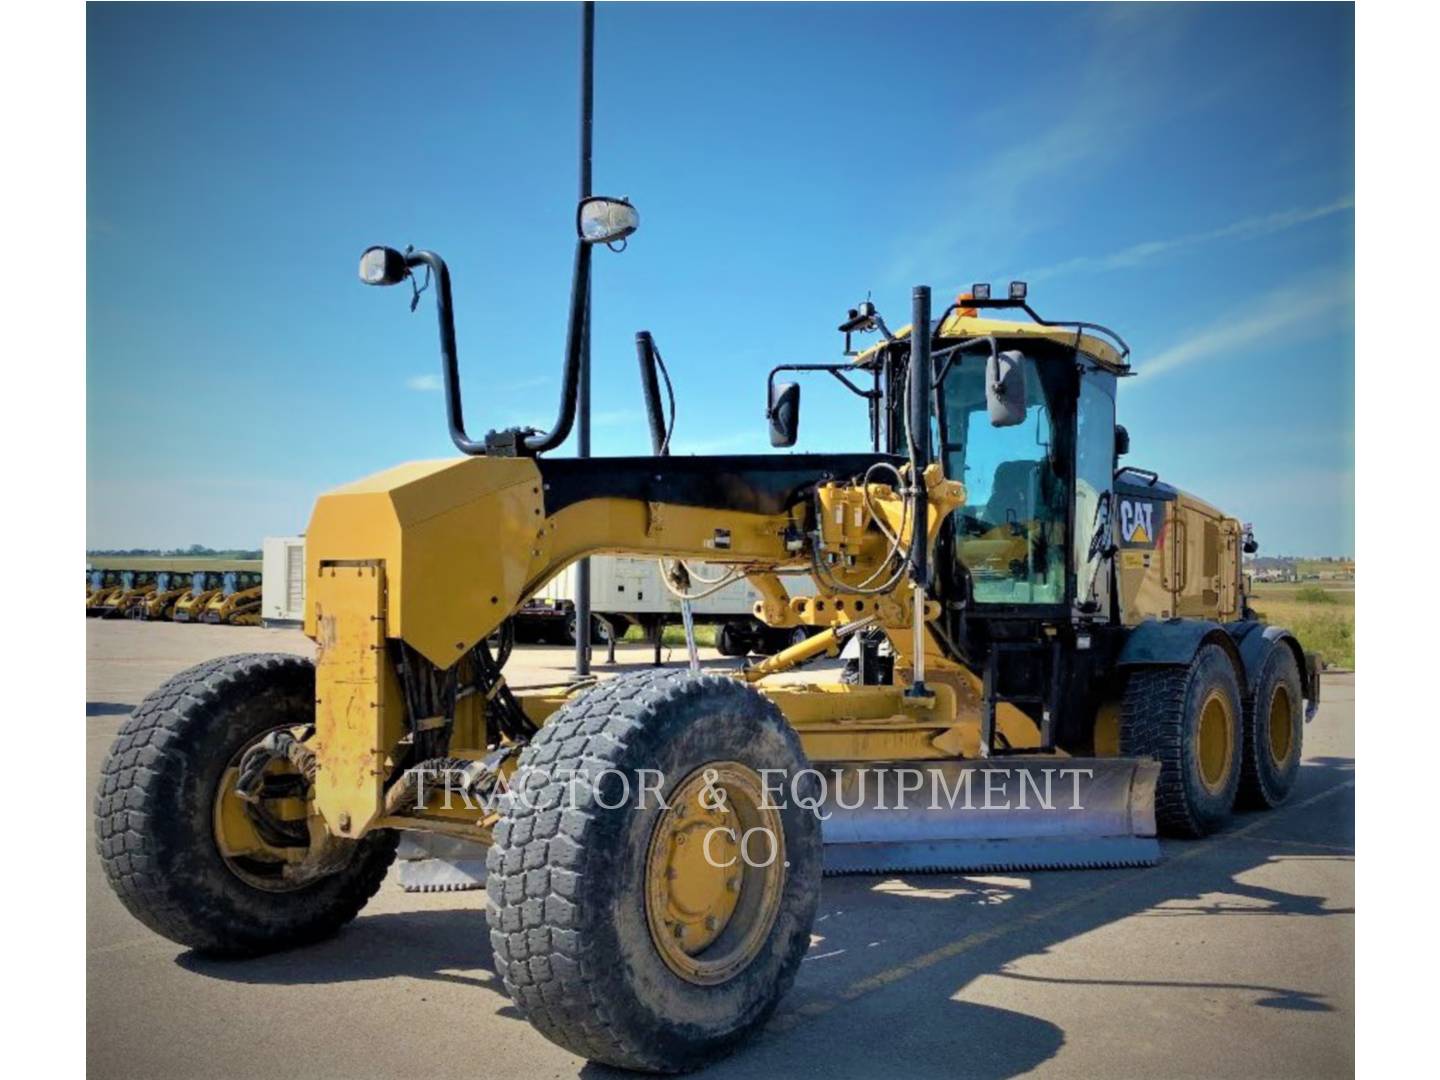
[190,572,209,596]
[936,349,1068,604]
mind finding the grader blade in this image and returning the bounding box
[395,834,489,893]
[819,756,1161,875]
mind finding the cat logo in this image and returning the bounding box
[1119,498,1159,548]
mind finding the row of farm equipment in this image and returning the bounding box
[85,558,263,625]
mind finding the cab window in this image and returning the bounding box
[937,349,1067,604]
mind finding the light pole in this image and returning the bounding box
[573,0,595,678]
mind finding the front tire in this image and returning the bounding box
[486,670,822,1073]
[1120,643,1243,837]
[94,653,397,956]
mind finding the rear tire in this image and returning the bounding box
[94,653,397,956]
[486,669,822,1073]
[1237,645,1303,809]
[1120,643,1243,838]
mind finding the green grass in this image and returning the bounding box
[620,622,719,648]
[1250,582,1355,670]
[610,587,1357,669]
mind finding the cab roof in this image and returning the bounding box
[853,311,1129,373]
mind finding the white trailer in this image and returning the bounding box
[260,538,813,653]
[520,557,816,654]
[260,535,306,628]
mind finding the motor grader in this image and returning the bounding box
[96,197,1317,1073]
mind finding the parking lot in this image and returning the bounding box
[87,619,1354,1079]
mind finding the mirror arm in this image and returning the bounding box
[406,239,593,457]
[404,249,488,456]
[524,239,592,454]
[766,363,879,414]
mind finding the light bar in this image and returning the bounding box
[971,282,991,301]
[1009,280,1027,300]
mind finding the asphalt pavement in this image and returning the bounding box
[87,620,1353,1079]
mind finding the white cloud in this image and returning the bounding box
[1141,272,1352,378]
[1029,197,1353,281]
[883,6,1194,289]
[406,374,443,392]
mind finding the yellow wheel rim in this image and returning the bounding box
[645,763,785,985]
[1197,691,1234,794]
[1268,684,1294,766]
[212,726,316,892]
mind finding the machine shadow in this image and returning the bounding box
[180,759,1352,1080]
[176,908,498,992]
[86,702,133,717]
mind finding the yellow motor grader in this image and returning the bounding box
[96,199,1316,1072]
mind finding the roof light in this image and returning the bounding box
[971,282,991,301]
[1009,280,1027,300]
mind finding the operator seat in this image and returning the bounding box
[986,460,1039,529]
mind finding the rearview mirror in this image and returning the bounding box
[578,196,639,245]
[1115,424,1130,457]
[358,246,410,286]
[769,382,801,447]
[986,350,1029,427]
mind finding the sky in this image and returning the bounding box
[87,2,1354,557]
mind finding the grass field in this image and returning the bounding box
[1249,581,1355,670]
[619,581,1358,670]
[621,622,719,647]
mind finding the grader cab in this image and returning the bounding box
[97,197,1317,1072]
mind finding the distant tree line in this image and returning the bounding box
[86,544,262,560]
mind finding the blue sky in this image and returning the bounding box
[88,2,1354,556]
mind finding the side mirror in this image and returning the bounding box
[359,246,410,286]
[768,382,801,447]
[986,350,1029,427]
[578,196,639,245]
[1115,424,1130,457]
